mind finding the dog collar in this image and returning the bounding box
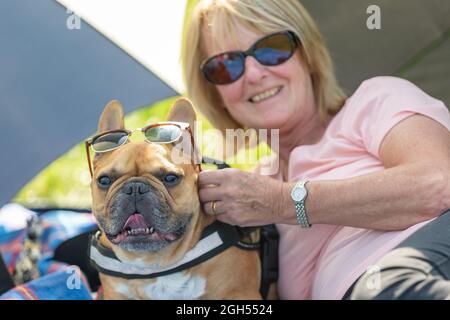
[89,220,256,279]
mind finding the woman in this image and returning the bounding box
[181,0,450,299]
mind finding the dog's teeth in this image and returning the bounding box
[124,227,154,236]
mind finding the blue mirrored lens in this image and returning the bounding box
[254,33,294,66]
[202,32,296,85]
[204,52,244,84]
[254,47,291,65]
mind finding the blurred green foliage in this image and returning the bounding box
[14,97,272,209]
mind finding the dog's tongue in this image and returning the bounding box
[123,214,147,230]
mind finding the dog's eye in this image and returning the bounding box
[98,175,112,187]
[162,173,180,187]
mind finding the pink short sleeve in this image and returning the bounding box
[278,77,450,300]
[346,77,450,158]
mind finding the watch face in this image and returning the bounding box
[291,187,307,202]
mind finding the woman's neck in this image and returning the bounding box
[273,111,330,163]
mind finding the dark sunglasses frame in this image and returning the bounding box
[200,30,300,85]
[85,121,201,178]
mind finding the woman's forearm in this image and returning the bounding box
[277,162,450,230]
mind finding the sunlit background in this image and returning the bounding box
[58,0,188,92]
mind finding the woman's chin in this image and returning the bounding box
[231,103,295,129]
[252,106,293,128]
[254,112,293,129]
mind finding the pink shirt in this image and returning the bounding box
[274,76,450,300]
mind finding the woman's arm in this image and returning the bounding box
[199,114,450,231]
[279,114,450,230]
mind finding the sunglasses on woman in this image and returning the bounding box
[200,30,300,85]
[85,121,200,177]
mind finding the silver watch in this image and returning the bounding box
[291,180,311,228]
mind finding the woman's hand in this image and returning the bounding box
[198,168,288,226]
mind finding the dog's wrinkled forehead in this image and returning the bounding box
[92,97,198,179]
[94,142,183,177]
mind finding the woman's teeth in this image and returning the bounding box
[250,86,282,103]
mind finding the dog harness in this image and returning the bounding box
[89,220,259,279]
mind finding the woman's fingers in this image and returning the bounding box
[204,200,225,216]
[198,185,222,203]
[198,169,226,187]
[198,168,279,226]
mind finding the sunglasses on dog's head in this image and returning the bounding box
[200,30,300,85]
[85,121,200,177]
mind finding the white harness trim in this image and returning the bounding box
[90,232,223,276]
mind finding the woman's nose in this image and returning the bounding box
[243,56,268,83]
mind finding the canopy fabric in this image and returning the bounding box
[301,0,450,102]
[0,0,177,205]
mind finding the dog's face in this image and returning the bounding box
[90,99,201,253]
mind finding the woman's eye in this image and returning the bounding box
[98,175,112,187]
[163,173,181,187]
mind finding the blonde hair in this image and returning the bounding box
[181,0,347,136]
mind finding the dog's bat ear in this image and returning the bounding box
[167,98,202,169]
[167,97,196,129]
[97,100,125,133]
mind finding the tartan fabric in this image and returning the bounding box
[0,204,97,300]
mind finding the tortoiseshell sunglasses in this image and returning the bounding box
[85,121,201,177]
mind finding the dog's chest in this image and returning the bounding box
[114,272,207,299]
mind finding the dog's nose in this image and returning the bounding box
[124,181,150,195]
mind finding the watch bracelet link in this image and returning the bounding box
[295,202,311,228]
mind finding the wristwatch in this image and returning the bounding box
[291,180,311,228]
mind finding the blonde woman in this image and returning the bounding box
[181,0,450,299]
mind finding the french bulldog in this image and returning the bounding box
[89,98,261,299]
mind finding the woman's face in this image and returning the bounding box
[202,24,317,130]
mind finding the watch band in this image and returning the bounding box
[295,202,311,228]
[293,180,311,228]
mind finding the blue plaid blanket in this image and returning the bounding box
[0,204,97,300]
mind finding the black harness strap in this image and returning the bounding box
[89,220,244,279]
[259,224,279,299]
[0,250,15,295]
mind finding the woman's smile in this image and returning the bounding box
[248,85,283,104]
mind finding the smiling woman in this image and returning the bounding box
[182,0,450,300]
[183,0,346,137]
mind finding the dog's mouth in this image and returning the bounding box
[105,213,182,245]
